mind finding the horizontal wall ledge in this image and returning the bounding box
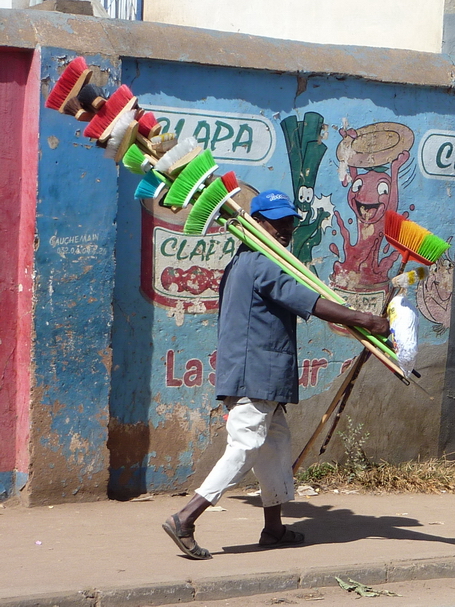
[1,8,455,88]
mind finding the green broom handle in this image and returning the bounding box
[218,217,401,371]
[220,206,395,359]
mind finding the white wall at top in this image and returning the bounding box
[0,0,12,7]
[144,0,445,54]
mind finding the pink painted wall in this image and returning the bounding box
[0,48,39,483]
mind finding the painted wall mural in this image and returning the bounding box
[281,113,332,273]
[330,122,413,314]
[278,116,454,334]
[106,61,455,496]
[15,48,454,504]
[416,242,454,335]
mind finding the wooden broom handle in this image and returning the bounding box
[221,219,406,379]
[291,352,367,473]
[291,258,411,471]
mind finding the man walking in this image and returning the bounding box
[163,190,389,560]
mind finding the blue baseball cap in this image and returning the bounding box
[250,190,299,220]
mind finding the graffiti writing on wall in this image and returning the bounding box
[165,349,330,389]
[49,232,104,258]
[419,130,455,180]
[142,105,276,164]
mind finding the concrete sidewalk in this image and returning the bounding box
[2,489,455,606]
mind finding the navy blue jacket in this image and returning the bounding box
[215,245,320,404]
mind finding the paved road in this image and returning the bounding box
[3,490,455,606]
[162,578,455,607]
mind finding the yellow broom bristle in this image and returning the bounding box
[398,220,430,252]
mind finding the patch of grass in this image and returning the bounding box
[295,457,455,494]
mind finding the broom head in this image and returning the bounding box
[184,178,228,235]
[163,149,218,209]
[77,83,107,111]
[138,112,159,138]
[385,210,450,265]
[122,144,152,174]
[134,171,167,200]
[221,171,241,197]
[83,85,136,141]
[62,97,95,122]
[45,57,93,113]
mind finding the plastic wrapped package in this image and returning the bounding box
[387,294,419,378]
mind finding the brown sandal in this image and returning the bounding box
[259,525,305,548]
[162,514,212,560]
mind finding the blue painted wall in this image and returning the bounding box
[106,58,454,497]
[28,50,121,503]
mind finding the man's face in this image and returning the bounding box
[256,215,295,247]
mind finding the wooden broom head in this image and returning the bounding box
[83,85,135,140]
[62,97,95,122]
[77,83,107,111]
[138,111,159,138]
[45,57,92,112]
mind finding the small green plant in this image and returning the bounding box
[338,416,370,479]
[294,454,455,494]
[297,461,338,484]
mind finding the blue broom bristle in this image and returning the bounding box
[134,171,164,199]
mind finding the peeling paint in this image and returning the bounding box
[47,135,59,149]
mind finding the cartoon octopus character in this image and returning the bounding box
[330,122,414,313]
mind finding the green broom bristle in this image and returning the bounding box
[153,169,172,188]
[184,178,229,235]
[122,144,151,174]
[163,149,218,209]
[417,233,450,263]
[134,171,165,199]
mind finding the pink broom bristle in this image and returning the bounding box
[384,210,405,241]
[138,112,158,137]
[221,171,239,194]
[83,85,135,139]
[45,57,89,110]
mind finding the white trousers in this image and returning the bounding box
[195,396,295,508]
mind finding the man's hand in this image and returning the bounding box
[312,298,390,336]
[361,313,390,337]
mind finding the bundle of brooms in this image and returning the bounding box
[45,56,451,387]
